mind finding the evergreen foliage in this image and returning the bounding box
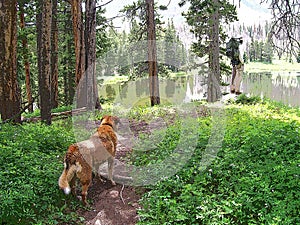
[180,0,238,76]
[99,18,190,80]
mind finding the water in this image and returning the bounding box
[99,72,300,107]
[242,72,300,107]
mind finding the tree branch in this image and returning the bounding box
[97,0,114,8]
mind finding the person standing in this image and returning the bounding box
[226,37,244,95]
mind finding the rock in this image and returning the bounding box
[109,190,119,198]
[94,219,101,225]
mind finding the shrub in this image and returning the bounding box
[0,121,79,224]
[235,94,261,105]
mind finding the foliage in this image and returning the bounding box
[136,101,300,224]
[0,121,82,224]
[100,18,190,80]
[181,0,238,76]
[249,40,273,63]
[231,94,262,105]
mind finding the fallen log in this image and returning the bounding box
[21,107,87,123]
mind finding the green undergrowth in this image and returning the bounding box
[22,105,73,119]
[1,100,300,224]
[136,101,300,224]
[0,120,83,225]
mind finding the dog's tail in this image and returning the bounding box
[58,145,79,195]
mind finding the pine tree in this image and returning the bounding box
[180,0,237,102]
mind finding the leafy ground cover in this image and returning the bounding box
[0,120,79,224]
[134,100,300,224]
[1,99,299,224]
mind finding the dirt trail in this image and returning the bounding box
[77,179,142,225]
[77,119,148,225]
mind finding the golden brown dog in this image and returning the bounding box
[58,115,120,205]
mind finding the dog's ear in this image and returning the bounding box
[100,115,109,125]
[99,116,106,125]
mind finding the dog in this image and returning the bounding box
[58,115,120,205]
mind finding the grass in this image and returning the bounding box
[102,75,129,85]
[245,59,300,73]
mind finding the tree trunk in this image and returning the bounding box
[19,3,33,113]
[85,0,101,110]
[37,0,52,125]
[71,0,86,108]
[0,0,21,123]
[146,0,160,106]
[51,0,59,108]
[67,34,75,104]
[207,0,221,103]
[62,6,75,106]
[36,3,42,109]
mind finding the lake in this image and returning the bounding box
[99,72,300,107]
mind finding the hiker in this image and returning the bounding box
[226,37,244,95]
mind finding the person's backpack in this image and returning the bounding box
[226,38,241,65]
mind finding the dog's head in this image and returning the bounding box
[100,115,121,131]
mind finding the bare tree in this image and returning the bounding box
[262,0,300,57]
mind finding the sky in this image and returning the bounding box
[103,0,272,28]
[236,0,271,25]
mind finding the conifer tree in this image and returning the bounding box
[180,0,237,101]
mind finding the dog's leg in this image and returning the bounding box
[108,157,116,185]
[80,180,91,205]
[93,163,105,183]
[70,175,77,196]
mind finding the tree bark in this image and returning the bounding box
[85,0,101,110]
[71,0,86,108]
[37,0,52,125]
[51,0,59,108]
[207,0,221,102]
[146,0,160,106]
[62,6,75,106]
[19,3,33,113]
[0,0,21,123]
[67,34,75,104]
